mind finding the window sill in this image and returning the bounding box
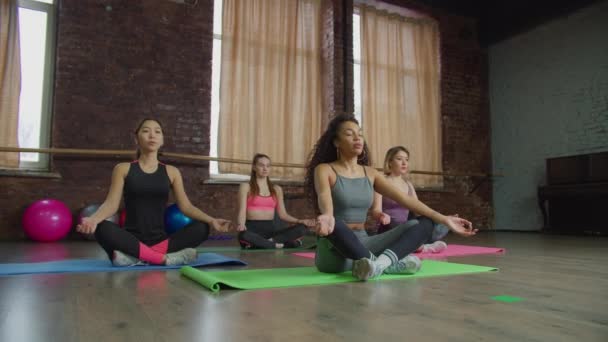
[0,168,61,179]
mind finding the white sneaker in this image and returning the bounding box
[165,248,197,266]
[352,258,384,281]
[112,250,145,267]
[384,255,422,274]
[421,241,448,253]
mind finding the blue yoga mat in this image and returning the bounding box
[0,253,247,276]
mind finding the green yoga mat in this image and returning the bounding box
[181,260,497,293]
[196,246,314,253]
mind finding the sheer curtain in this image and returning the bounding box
[0,0,21,167]
[218,0,323,179]
[360,5,442,186]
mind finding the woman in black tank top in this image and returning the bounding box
[76,119,232,266]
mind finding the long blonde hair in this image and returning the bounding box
[383,146,410,175]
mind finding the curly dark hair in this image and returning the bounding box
[304,114,371,214]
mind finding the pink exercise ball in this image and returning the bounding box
[22,199,73,242]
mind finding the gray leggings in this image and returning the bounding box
[315,219,420,273]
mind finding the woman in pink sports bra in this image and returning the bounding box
[236,154,316,249]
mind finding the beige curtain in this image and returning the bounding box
[360,6,442,187]
[0,0,20,167]
[218,0,322,179]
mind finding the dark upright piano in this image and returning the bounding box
[538,151,608,235]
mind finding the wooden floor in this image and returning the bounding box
[0,232,606,342]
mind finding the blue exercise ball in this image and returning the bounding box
[164,204,192,235]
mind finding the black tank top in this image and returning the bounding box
[123,161,171,244]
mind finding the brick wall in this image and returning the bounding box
[433,8,493,229]
[490,1,608,230]
[0,0,216,239]
[0,0,492,239]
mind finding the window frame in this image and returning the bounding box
[15,0,56,170]
[352,4,444,188]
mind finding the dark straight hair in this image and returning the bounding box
[134,118,164,159]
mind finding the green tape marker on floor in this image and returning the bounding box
[491,295,524,303]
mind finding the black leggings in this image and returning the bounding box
[238,220,307,249]
[379,216,450,244]
[95,220,209,263]
[316,217,434,273]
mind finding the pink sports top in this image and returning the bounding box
[246,195,277,211]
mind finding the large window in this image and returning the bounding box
[17,0,55,169]
[353,4,442,187]
[209,0,223,177]
[210,0,322,180]
[353,11,362,124]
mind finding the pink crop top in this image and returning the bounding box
[246,195,277,211]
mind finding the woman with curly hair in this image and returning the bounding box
[305,114,477,281]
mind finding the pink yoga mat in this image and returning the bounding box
[292,244,505,260]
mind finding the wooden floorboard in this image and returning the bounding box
[0,232,606,342]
